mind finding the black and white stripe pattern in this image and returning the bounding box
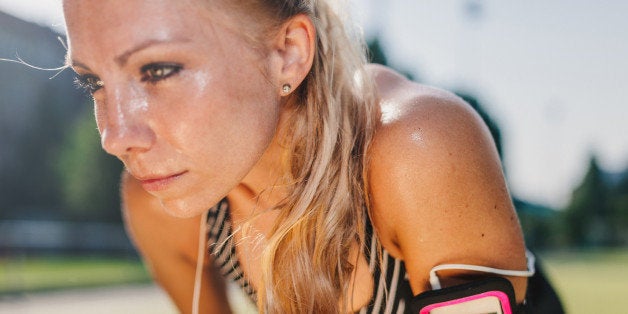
[360,215,413,314]
[206,199,413,313]
[206,199,257,302]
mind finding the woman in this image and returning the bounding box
[63,0,539,313]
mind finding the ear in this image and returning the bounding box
[270,14,315,96]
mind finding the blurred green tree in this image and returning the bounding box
[514,199,562,249]
[367,37,388,66]
[562,155,616,247]
[610,169,628,245]
[55,107,123,222]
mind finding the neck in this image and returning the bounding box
[230,108,292,212]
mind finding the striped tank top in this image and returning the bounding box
[206,198,414,313]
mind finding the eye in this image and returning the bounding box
[140,63,183,83]
[74,74,104,94]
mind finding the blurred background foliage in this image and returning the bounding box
[0,11,127,258]
[55,107,123,222]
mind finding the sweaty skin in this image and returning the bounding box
[64,0,528,312]
[65,0,286,219]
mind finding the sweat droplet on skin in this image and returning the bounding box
[410,130,425,146]
[380,100,402,124]
[188,70,214,100]
[128,83,149,114]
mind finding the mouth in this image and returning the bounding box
[137,171,188,192]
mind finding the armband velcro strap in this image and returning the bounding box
[409,277,517,314]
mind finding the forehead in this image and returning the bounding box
[63,0,201,33]
[63,0,222,60]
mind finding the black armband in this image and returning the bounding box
[409,277,519,314]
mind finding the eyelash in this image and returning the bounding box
[74,74,102,94]
[140,63,183,83]
[73,63,183,94]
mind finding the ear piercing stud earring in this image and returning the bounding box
[282,84,292,95]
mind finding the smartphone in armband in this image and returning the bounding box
[410,277,517,314]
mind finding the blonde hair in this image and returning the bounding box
[214,0,378,312]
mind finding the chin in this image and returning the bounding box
[158,197,212,218]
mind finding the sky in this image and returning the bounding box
[1,0,627,208]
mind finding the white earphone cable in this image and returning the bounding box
[429,249,536,290]
[192,210,209,314]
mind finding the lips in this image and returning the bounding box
[136,171,188,192]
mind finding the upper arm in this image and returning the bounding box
[121,171,231,313]
[368,82,528,301]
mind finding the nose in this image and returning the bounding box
[99,86,155,157]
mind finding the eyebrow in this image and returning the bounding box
[69,37,192,71]
[70,60,91,72]
[114,37,191,67]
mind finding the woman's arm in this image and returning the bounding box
[121,171,232,313]
[368,65,528,302]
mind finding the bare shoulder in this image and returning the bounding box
[367,64,503,221]
[366,64,527,298]
[368,64,488,149]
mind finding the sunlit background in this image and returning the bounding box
[1,1,627,313]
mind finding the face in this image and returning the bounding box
[64,0,283,217]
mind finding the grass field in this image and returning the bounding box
[1,251,627,313]
[0,255,150,294]
[540,249,628,314]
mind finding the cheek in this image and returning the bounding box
[162,71,279,167]
[169,69,281,155]
[148,67,281,216]
[156,113,280,218]
[182,92,280,167]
